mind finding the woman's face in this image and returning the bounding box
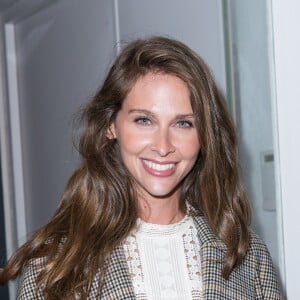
[110,73,200,203]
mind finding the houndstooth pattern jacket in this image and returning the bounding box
[17,214,283,299]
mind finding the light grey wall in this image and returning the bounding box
[230,0,279,268]
[117,0,227,95]
[12,0,116,234]
[0,0,17,10]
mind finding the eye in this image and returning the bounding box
[176,120,194,128]
[134,117,152,126]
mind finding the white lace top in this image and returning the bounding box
[123,215,203,299]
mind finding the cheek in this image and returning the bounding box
[117,129,150,154]
[178,135,201,158]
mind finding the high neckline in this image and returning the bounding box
[136,214,193,236]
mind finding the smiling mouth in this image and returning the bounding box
[142,160,176,171]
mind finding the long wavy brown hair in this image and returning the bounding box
[0,36,250,298]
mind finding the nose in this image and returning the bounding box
[151,128,175,157]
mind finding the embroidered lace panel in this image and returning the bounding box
[123,215,203,300]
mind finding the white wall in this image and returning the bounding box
[272,1,300,299]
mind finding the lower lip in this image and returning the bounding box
[142,160,177,177]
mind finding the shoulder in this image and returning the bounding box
[243,231,283,299]
[242,231,276,278]
[247,231,275,265]
[248,231,269,251]
[17,257,46,300]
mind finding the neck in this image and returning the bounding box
[137,195,185,225]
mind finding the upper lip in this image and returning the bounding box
[141,158,178,164]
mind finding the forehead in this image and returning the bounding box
[122,73,192,113]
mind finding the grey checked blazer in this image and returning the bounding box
[18,214,282,299]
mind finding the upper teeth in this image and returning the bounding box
[143,160,175,171]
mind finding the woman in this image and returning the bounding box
[0,36,281,299]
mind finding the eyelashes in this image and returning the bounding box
[175,120,194,128]
[134,117,151,126]
[133,116,194,128]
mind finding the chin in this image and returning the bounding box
[143,186,180,199]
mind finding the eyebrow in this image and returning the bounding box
[128,109,195,119]
[128,109,156,117]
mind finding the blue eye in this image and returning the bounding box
[176,120,193,128]
[134,117,151,126]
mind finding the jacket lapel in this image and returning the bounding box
[89,244,135,299]
[192,214,228,300]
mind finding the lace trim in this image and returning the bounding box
[183,224,203,294]
[136,214,191,236]
[124,234,145,296]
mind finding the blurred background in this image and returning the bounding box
[1,0,299,299]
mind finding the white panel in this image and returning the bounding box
[272,1,300,298]
[117,0,227,95]
[5,22,27,244]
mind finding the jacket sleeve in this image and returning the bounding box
[17,258,46,300]
[251,233,283,299]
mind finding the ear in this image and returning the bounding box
[106,123,117,139]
